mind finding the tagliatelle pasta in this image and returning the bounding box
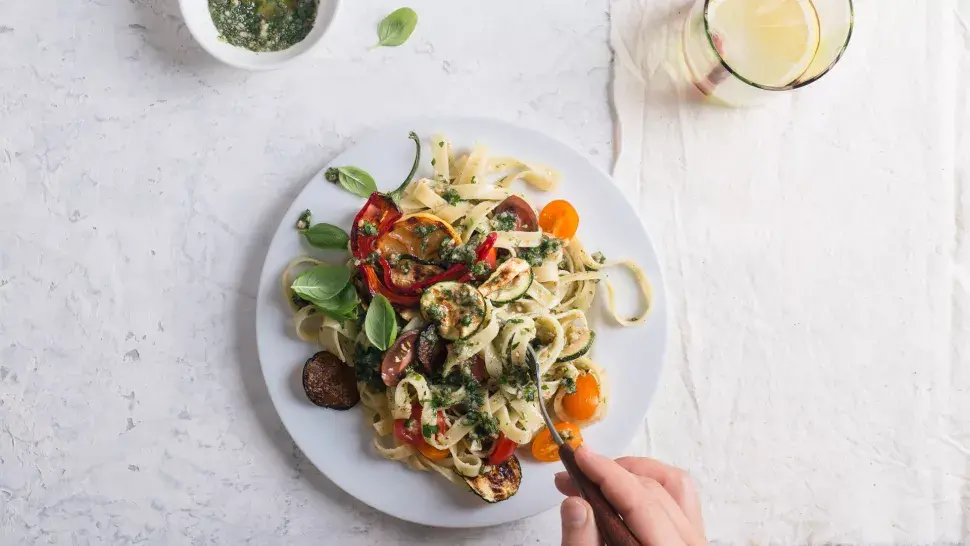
[285,133,652,503]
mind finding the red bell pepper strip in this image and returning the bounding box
[459,232,500,282]
[475,232,498,260]
[350,194,401,260]
[361,265,420,307]
[379,257,468,295]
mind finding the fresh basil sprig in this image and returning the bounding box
[302,223,350,250]
[291,265,352,305]
[365,294,398,350]
[325,166,378,198]
[291,265,358,321]
[316,283,358,320]
[376,7,418,48]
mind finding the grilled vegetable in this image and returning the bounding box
[464,455,522,503]
[420,282,487,340]
[302,351,359,410]
[562,373,600,421]
[558,313,595,362]
[381,330,419,386]
[417,324,446,373]
[532,422,583,462]
[538,199,580,240]
[477,258,533,303]
[382,213,460,255]
[493,195,539,232]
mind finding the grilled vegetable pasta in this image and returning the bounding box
[284,132,652,503]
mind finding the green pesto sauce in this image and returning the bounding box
[209,0,318,52]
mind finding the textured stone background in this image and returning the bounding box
[0,0,612,543]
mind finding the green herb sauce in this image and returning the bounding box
[209,0,318,52]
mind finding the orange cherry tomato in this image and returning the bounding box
[538,200,580,240]
[531,422,583,462]
[417,441,450,460]
[561,374,600,421]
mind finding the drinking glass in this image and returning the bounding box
[682,0,854,106]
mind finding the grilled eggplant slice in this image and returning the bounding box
[464,455,522,503]
[302,351,359,410]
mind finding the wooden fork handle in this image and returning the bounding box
[558,444,640,546]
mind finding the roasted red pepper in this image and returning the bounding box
[475,232,498,261]
[361,265,420,307]
[349,132,422,260]
[459,232,499,282]
[379,257,467,295]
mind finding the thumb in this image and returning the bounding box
[561,497,600,546]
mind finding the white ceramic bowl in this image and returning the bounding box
[179,0,339,70]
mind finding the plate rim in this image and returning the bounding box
[254,116,668,528]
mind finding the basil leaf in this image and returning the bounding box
[291,265,351,303]
[365,294,398,351]
[335,166,378,198]
[304,223,349,250]
[313,283,358,321]
[376,7,418,48]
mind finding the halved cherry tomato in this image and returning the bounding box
[416,324,447,373]
[394,409,423,446]
[531,422,583,462]
[494,195,539,232]
[561,374,600,421]
[487,434,518,465]
[469,354,487,382]
[394,404,447,447]
[417,442,450,460]
[380,330,419,387]
[538,200,580,240]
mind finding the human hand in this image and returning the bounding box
[555,448,706,546]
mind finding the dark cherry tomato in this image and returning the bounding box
[493,195,539,232]
[381,330,419,387]
[470,354,487,382]
[417,324,446,373]
[487,434,517,465]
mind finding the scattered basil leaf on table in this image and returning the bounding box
[291,265,352,303]
[325,166,378,198]
[376,7,418,47]
[365,294,398,350]
[303,223,349,250]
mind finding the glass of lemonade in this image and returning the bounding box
[683,0,854,106]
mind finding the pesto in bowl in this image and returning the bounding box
[208,0,318,52]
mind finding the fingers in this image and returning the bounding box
[572,447,686,545]
[556,472,667,500]
[560,497,600,546]
[615,457,705,533]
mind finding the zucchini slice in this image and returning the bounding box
[420,281,487,341]
[478,258,533,303]
[465,456,522,503]
[558,313,595,362]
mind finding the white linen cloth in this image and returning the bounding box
[610,0,970,542]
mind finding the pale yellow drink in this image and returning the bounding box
[682,0,853,106]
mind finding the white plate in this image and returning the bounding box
[255,118,667,528]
